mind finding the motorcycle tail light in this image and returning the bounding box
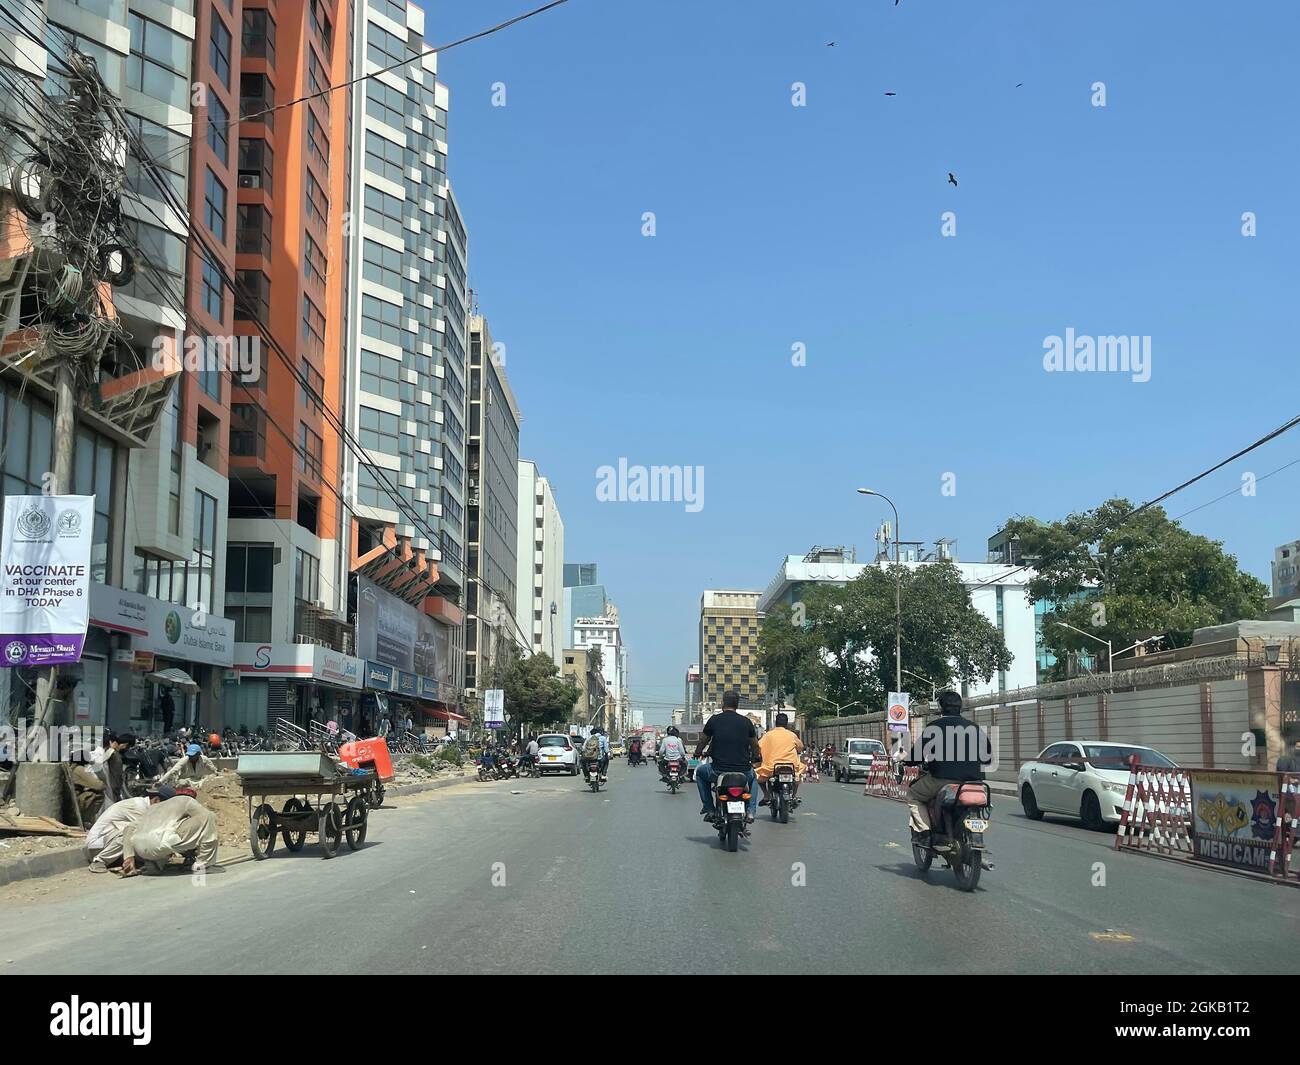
[726,786,744,798]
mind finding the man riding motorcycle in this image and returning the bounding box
[756,712,804,806]
[693,691,760,822]
[580,728,609,783]
[657,726,688,780]
[904,690,988,846]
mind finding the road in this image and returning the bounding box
[3,760,1298,974]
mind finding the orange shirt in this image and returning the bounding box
[758,727,805,779]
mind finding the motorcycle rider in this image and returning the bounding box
[757,712,804,806]
[693,691,761,822]
[520,734,539,775]
[580,728,609,783]
[904,690,988,846]
[657,726,688,779]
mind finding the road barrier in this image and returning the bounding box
[1116,763,1299,884]
[862,763,917,801]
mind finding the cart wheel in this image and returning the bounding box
[369,781,385,808]
[250,803,276,860]
[345,795,368,851]
[281,798,307,851]
[319,803,341,858]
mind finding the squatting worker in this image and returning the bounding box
[904,690,988,844]
[119,792,218,877]
[85,787,173,872]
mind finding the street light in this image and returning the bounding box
[857,488,902,696]
[901,667,936,703]
[813,694,862,718]
[1056,621,1112,674]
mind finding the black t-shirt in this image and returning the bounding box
[908,713,987,780]
[703,712,757,772]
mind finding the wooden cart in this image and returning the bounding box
[236,752,373,860]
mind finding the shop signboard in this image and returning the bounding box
[89,584,234,667]
[0,494,95,666]
[1189,769,1281,874]
[365,661,395,691]
[396,671,418,698]
[235,644,363,689]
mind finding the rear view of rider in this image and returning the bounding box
[658,726,687,779]
[757,712,804,806]
[580,728,609,783]
[693,691,760,822]
[905,690,987,846]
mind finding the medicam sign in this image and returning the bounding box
[0,495,95,667]
[1189,770,1281,873]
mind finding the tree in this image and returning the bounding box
[501,651,580,730]
[758,561,1011,718]
[1002,499,1268,678]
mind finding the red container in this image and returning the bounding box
[338,737,394,782]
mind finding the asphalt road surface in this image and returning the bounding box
[3,761,1298,974]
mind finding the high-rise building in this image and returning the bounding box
[684,663,701,720]
[562,560,609,646]
[1273,541,1299,601]
[517,459,564,664]
[699,590,766,712]
[464,312,524,697]
[573,613,624,731]
[341,0,469,722]
[1,0,236,730]
[560,646,608,729]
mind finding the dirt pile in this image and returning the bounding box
[389,753,471,786]
[189,772,249,849]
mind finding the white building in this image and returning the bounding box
[573,613,625,729]
[517,460,565,665]
[757,545,1040,699]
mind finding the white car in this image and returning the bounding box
[535,733,580,776]
[1017,740,1177,829]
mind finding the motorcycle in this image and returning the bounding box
[911,779,992,892]
[767,761,800,823]
[584,758,603,792]
[708,771,751,852]
[627,750,643,767]
[494,756,520,780]
[663,759,683,793]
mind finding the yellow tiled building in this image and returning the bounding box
[699,590,767,709]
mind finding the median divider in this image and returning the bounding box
[1116,763,1299,885]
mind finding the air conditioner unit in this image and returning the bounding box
[237,173,261,188]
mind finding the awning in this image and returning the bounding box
[429,708,469,724]
[145,667,199,693]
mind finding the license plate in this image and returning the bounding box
[726,801,745,814]
[964,817,988,832]
[545,756,556,761]
[779,774,793,782]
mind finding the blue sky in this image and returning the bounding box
[432,0,1300,723]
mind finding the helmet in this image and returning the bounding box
[667,726,679,736]
[208,733,221,749]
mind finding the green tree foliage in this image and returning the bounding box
[502,651,581,728]
[758,561,1011,718]
[1001,499,1268,678]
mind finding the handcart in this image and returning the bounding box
[236,751,374,860]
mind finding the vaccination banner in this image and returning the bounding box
[0,495,95,667]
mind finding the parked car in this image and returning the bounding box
[535,733,580,776]
[1017,741,1177,830]
[610,742,625,758]
[831,738,886,782]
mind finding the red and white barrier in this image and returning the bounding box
[862,762,917,802]
[1115,764,1194,856]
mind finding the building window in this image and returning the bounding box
[230,403,265,458]
[309,0,332,50]
[225,542,274,642]
[207,92,229,163]
[301,295,325,356]
[304,231,326,284]
[294,547,320,603]
[235,269,270,324]
[364,130,404,184]
[360,294,402,347]
[298,422,323,479]
[299,360,325,414]
[362,238,402,290]
[167,384,183,533]
[359,406,400,456]
[360,350,400,400]
[127,13,190,109]
[238,136,273,188]
[365,79,406,129]
[306,171,328,227]
[201,252,224,319]
[241,8,276,62]
[306,108,329,168]
[203,167,226,240]
[240,73,274,129]
[210,13,231,87]
[189,490,218,611]
[236,203,271,257]
[366,21,407,68]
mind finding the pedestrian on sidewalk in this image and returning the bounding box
[119,791,218,877]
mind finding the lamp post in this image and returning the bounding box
[1056,621,1112,675]
[857,488,902,696]
[901,667,936,704]
[813,694,862,718]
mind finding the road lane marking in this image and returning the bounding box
[1090,930,1135,942]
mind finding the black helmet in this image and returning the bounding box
[667,726,679,736]
[937,690,963,714]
